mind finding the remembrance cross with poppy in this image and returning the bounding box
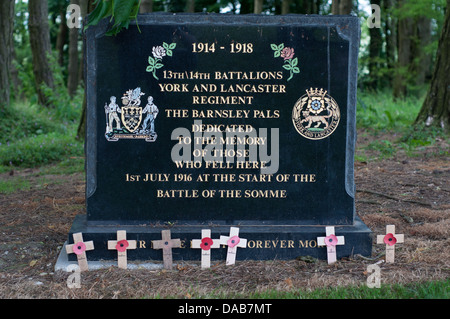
[220,227,247,266]
[66,232,95,271]
[377,225,404,263]
[317,226,345,264]
[191,229,221,269]
[107,230,137,269]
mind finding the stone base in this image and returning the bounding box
[66,215,372,262]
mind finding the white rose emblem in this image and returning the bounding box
[152,46,166,59]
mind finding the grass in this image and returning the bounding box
[174,279,449,299]
[249,280,449,299]
[356,89,449,161]
[357,89,424,131]
[0,131,83,170]
[0,175,31,194]
[0,100,84,173]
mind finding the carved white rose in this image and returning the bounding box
[152,46,166,59]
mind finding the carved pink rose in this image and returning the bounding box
[281,47,295,60]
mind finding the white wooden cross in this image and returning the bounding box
[107,230,137,269]
[317,226,345,264]
[65,232,94,272]
[152,229,182,270]
[219,227,247,266]
[377,225,404,263]
[191,229,221,269]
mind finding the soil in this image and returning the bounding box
[0,130,449,299]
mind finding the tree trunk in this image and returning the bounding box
[28,0,55,107]
[415,0,450,129]
[77,0,96,140]
[393,0,414,99]
[302,0,320,14]
[384,0,397,86]
[56,8,68,66]
[78,0,89,85]
[332,0,352,15]
[368,0,382,89]
[140,0,153,13]
[0,1,15,110]
[331,0,340,14]
[186,0,195,12]
[254,0,263,14]
[413,17,432,86]
[281,0,291,14]
[68,0,80,97]
[339,0,352,14]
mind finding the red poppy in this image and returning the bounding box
[116,239,129,252]
[201,237,213,251]
[383,233,397,246]
[73,242,86,255]
[227,236,240,248]
[324,234,338,247]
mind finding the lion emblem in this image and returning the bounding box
[292,88,340,140]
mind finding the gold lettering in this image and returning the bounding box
[192,95,254,105]
[293,174,316,183]
[246,239,318,249]
[244,189,287,198]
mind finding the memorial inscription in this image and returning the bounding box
[67,13,372,262]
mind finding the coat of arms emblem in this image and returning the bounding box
[104,87,159,142]
[292,88,340,140]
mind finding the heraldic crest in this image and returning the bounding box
[292,88,340,140]
[104,87,159,142]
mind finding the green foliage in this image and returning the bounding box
[366,140,397,158]
[152,279,449,299]
[394,0,447,22]
[0,97,84,170]
[357,0,446,92]
[85,0,141,35]
[40,53,84,121]
[0,131,83,169]
[254,279,449,299]
[356,89,449,161]
[0,102,58,144]
[38,156,85,175]
[357,89,424,130]
[0,176,31,194]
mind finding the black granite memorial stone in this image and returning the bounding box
[67,13,372,262]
